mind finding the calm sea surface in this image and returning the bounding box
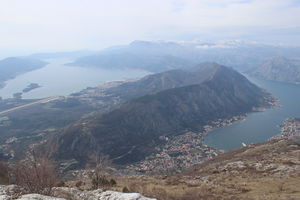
[0,59,150,99]
[204,77,300,150]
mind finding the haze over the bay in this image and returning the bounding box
[0,0,299,56]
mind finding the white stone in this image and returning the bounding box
[1,186,156,200]
[17,194,66,200]
[0,185,24,196]
[0,195,11,200]
[0,186,6,196]
[89,190,156,200]
[254,162,263,171]
[224,161,246,170]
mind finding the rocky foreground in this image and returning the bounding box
[0,185,155,200]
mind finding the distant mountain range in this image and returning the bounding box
[0,57,47,88]
[3,40,298,77]
[68,53,194,72]
[29,50,97,60]
[248,56,300,84]
[48,63,273,166]
[67,40,300,72]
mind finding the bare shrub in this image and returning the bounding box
[128,182,140,193]
[109,178,117,186]
[56,180,66,187]
[13,151,59,195]
[75,180,83,188]
[122,186,130,193]
[87,153,113,189]
[0,161,11,184]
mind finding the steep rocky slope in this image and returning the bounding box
[49,63,273,166]
[0,185,155,200]
[249,56,300,83]
[0,63,219,161]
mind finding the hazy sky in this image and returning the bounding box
[0,0,299,52]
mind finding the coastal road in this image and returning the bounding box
[0,96,61,116]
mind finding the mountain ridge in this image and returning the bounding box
[248,56,300,83]
[67,40,300,72]
[47,63,274,166]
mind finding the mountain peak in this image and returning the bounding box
[47,63,273,166]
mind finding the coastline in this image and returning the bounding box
[202,114,247,137]
[116,92,280,175]
[203,92,279,136]
[121,114,249,175]
[270,118,300,141]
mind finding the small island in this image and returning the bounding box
[22,83,41,93]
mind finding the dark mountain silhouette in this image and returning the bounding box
[48,63,273,166]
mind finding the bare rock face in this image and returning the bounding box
[51,187,92,200]
[52,187,156,200]
[0,185,25,197]
[17,194,66,200]
[88,190,155,200]
[0,195,11,200]
[0,186,156,200]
